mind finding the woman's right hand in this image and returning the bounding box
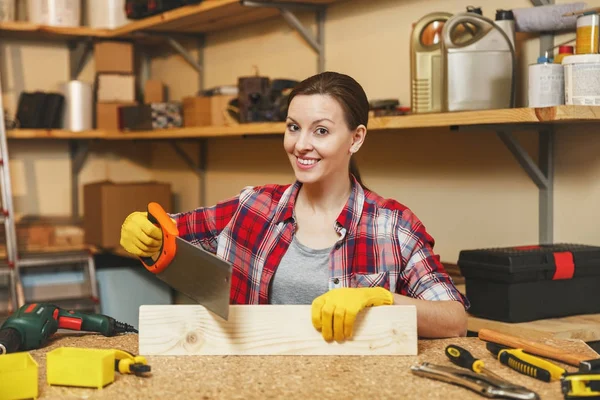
[119,211,163,257]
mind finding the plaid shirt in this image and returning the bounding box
[173,177,469,308]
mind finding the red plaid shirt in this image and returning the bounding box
[173,177,468,308]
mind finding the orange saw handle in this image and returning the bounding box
[140,202,178,274]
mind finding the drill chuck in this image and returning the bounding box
[0,327,22,355]
[112,320,138,334]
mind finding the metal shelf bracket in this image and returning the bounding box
[68,39,94,80]
[171,140,208,206]
[241,0,326,73]
[496,128,554,244]
[70,140,90,218]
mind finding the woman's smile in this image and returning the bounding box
[296,156,321,170]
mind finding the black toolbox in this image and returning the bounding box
[457,244,600,323]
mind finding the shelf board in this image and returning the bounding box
[0,21,111,40]
[368,105,600,130]
[0,0,342,41]
[7,106,600,141]
[111,0,339,36]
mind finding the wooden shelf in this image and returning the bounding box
[0,21,112,40]
[0,0,342,41]
[7,106,600,141]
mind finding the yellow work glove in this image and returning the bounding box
[119,211,164,257]
[311,287,394,342]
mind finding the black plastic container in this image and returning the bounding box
[457,244,600,322]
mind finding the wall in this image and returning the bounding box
[1,0,599,264]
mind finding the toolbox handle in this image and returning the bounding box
[140,202,177,274]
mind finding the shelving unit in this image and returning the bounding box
[6,105,600,140]
[0,0,593,317]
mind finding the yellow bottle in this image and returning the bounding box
[576,13,599,54]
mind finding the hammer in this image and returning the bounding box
[478,328,600,372]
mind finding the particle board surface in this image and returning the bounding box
[139,304,418,355]
[28,333,598,399]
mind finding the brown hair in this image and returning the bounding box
[287,71,369,188]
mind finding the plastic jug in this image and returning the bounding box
[410,12,453,114]
[441,11,516,111]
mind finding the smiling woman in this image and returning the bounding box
[119,71,469,341]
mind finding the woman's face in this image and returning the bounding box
[284,94,364,185]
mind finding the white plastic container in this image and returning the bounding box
[61,80,92,132]
[442,12,515,111]
[528,55,564,108]
[563,54,600,106]
[27,0,81,27]
[0,0,15,22]
[86,0,129,29]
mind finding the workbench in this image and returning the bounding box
[28,333,598,399]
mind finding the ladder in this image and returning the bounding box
[0,73,100,314]
[0,67,22,313]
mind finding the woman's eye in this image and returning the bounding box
[316,127,328,135]
[287,123,299,132]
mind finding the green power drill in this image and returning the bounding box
[0,303,138,354]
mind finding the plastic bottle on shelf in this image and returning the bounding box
[554,45,574,64]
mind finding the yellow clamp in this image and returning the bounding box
[561,373,600,398]
[113,349,149,375]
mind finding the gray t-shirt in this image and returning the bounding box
[269,235,332,304]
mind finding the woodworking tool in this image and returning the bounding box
[140,202,233,320]
[561,372,600,398]
[0,303,137,354]
[445,344,505,381]
[411,362,540,399]
[113,349,151,376]
[478,328,600,372]
[486,342,566,382]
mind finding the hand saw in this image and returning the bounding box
[140,202,232,320]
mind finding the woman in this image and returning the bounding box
[120,71,469,341]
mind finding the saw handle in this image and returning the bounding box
[140,202,177,274]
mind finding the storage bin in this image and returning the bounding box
[47,347,114,389]
[0,352,38,400]
[458,243,600,322]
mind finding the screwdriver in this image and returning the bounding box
[445,344,505,381]
[486,342,566,382]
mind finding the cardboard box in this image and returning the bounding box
[83,181,172,249]
[119,102,183,131]
[211,95,236,126]
[144,80,165,103]
[183,95,235,127]
[96,102,137,130]
[97,74,136,102]
[95,41,134,74]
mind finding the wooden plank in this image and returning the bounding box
[170,8,279,34]
[111,0,341,37]
[139,304,418,356]
[6,129,108,139]
[0,21,109,40]
[468,314,600,342]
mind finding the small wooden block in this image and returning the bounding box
[139,305,417,356]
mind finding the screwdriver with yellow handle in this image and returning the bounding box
[445,344,505,381]
[486,342,566,382]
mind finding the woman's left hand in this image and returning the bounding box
[311,287,394,341]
